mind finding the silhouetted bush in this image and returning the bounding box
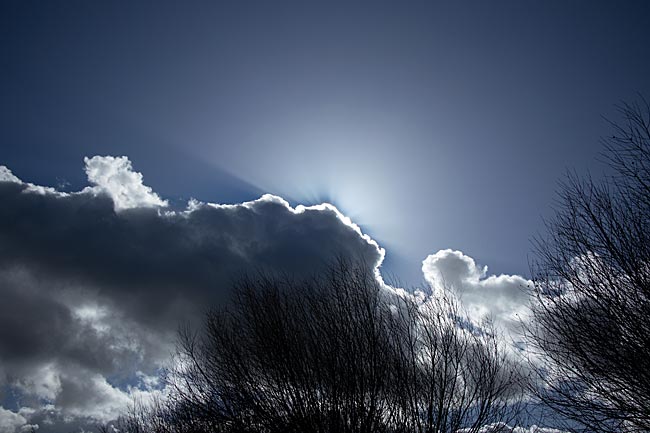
[528,98,650,433]
[108,260,525,433]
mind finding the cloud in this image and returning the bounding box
[465,423,568,433]
[0,156,384,432]
[422,249,532,342]
[82,155,168,210]
[0,166,21,184]
[0,156,535,432]
[0,407,37,433]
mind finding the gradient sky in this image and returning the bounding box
[3,1,650,283]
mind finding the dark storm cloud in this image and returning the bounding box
[0,157,383,431]
[0,157,532,432]
[0,159,382,315]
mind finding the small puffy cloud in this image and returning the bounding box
[422,249,531,340]
[83,155,168,210]
[423,249,487,292]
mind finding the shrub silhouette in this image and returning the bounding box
[528,98,650,433]
[107,260,525,433]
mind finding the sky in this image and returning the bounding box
[1,1,650,431]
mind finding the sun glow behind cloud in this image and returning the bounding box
[195,105,428,253]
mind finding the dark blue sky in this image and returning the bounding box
[2,1,650,283]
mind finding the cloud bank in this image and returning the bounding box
[0,156,530,432]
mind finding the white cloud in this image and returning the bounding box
[0,406,38,433]
[15,363,62,402]
[0,166,22,184]
[55,370,143,423]
[0,166,63,196]
[422,249,532,341]
[0,368,168,431]
[83,155,167,211]
[467,423,568,433]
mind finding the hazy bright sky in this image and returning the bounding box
[3,1,650,283]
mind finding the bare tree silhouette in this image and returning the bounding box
[528,98,650,433]
[389,294,524,433]
[107,260,525,433]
